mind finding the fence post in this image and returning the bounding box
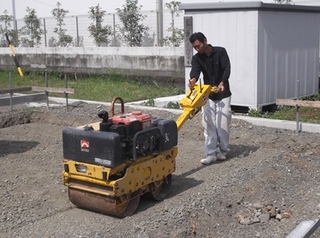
[76,16,80,47]
[45,70,49,109]
[296,79,301,133]
[295,105,300,133]
[9,72,13,111]
[64,72,69,111]
[43,18,47,47]
[156,0,164,46]
[112,14,116,46]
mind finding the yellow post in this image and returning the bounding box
[5,33,23,77]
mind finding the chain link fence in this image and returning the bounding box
[0,10,184,47]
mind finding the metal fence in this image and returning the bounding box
[0,10,184,47]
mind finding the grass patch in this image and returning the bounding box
[2,70,319,124]
[248,94,320,124]
[0,70,184,102]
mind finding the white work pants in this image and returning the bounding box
[201,96,232,156]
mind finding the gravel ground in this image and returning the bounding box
[1,101,320,238]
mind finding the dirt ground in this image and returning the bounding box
[1,100,320,238]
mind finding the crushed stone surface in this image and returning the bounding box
[1,101,320,238]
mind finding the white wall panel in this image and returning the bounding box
[186,11,259,107]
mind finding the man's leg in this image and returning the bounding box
[216,96,232,160]
[201,99,218,164]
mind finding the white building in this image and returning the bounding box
[180,1,320,110]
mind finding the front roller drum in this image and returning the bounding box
[68,188,141,218]
[143,174,172,201]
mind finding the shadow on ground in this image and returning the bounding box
[137,144,260,213]
[0,140,39,157]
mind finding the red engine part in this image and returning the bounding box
[110,111,152,130]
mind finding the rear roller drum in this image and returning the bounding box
[68,188,141,218]
[143,174,172,201]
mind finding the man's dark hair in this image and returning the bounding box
[189,32,206,44]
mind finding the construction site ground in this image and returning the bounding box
[1,100,320,238]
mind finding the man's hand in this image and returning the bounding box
[218,82,225,92]
[188,78,197,90]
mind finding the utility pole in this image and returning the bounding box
[156,0,163,46]
[12,0,17,31]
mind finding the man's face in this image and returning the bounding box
[192,39,207,53]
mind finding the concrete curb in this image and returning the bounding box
[287,219,320,238]
[233,115,320,134]
[48,97,320,134]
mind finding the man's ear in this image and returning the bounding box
[204,38,207,44]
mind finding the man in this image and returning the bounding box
[188,32,232,165]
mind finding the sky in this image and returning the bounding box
[0,0,273,19]
[1,0,318,19]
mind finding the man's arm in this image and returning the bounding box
[220,48,231,84]
[189,56,201,89]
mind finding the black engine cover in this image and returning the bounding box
[152,119,178,151]
[62,127,122,168]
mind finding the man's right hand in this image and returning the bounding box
[188,78,197,90]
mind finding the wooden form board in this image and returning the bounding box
[0,86,74,95]
[0,87,32,94]
[31,86,74,94]
[276,99,320,109]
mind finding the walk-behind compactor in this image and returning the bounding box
[62,84,218,217]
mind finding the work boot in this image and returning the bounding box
[200,154,217,165]
[217,152,227,161]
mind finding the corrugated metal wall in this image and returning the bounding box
[257,11,320,106]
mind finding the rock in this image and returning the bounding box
[240,217,252,225]
[253,202,264,209]
[282,212,291,218]
[252,216,260,223]
[268,207,277,218]
[276,214,282,220]
[258,213,270,223]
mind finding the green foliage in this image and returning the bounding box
[162,1,184,47]
[300,94,320,101]
[142,98,155,107]
[0,10,19,47]
[248,109,262,118]
[88,4,112,46]
[51,2,73,47]
[20,7,44,47]
[165,101,180,109]
[162,28,184,47]
[116,0,149,46]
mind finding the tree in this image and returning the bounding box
[116,0,149,46]
[0,10,18,47]
[48,37,57,47]
[88,4,112,46]
[51,2,73,47]
[20,7,44,47]
[162,1,184,47]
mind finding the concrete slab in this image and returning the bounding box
[0,93,46,107]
